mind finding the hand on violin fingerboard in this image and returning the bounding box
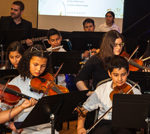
[20,98,37,110]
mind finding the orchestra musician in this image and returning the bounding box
[81,18,96,62]
[0,1,33,49]
[47,28,66,52]
[6,44,59,134]
[82,18,95,32]
[77,55,141,134]
[0,98,36,124]
[0,41,25,70]
[98,11,120,33]
[76,30,125,95]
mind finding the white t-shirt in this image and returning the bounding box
[98,23,120,33]
[83,80,141,120]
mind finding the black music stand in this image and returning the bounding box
[17,91,88,134]
[50,51,82,74]
[112,94,150,133]
[71,31,105,51]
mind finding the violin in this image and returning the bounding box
[0,83,31,106]
[86,83,137,134]
[30,73,69,96]
[120,51,145,71]
[109,83,133,101]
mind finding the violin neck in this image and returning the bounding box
[129,59,145,70]
[5,87,31,100]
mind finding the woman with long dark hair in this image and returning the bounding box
[76,30,124,95]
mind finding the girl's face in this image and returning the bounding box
[29,56,47,77]
[113,38,123,55]
[9,51,22,68]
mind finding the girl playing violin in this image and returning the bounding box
[77,55,141,134]
[76,30,125,95]
[7,44,59,134]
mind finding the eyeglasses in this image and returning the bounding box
[114,43,124,47]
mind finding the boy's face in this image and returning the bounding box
[48,34,62,48]
[84,22,95,32]
[108,67,129,88]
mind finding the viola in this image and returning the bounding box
[0,83,31,106]
[30,73,69,96]
[109,83,134,101]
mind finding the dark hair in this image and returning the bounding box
[105,11,115,18]
[107,55,129,73]
[83,18,95,27]
[98,30,124,62]
[12,1,24,11]
[105,11,115,23]
[18,44,50,80]
[47,28,61,39]
[5,41,25,69]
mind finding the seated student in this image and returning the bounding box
[3,41,25,69]
[47,28,66,52]
[0,98,36,124]
[77,55,141,134]
[82,18,97,63]
[7,44,59,134]
[47,28,67,88]
[76,30,124,95]
[98,11,120,33]
[83,18,95,32]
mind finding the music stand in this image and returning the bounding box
[70,31,105,51]
[112,94,150,133]
[18,90,88,134]
[50,51,82,74]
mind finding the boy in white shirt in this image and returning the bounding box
[77,55,141,134]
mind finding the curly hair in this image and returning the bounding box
[5,41,25,69]
[97,30,124,62]
[18,44,51,80]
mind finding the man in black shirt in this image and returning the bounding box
[0,1,33,50]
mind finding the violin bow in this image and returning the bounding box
[128,46,139,61]
[86,83,138,134]
[142,56,150,62]
[42,63,64,97]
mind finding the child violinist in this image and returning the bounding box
[0,41,25,70]
[77,55,141,134]
[7,44,59,134]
